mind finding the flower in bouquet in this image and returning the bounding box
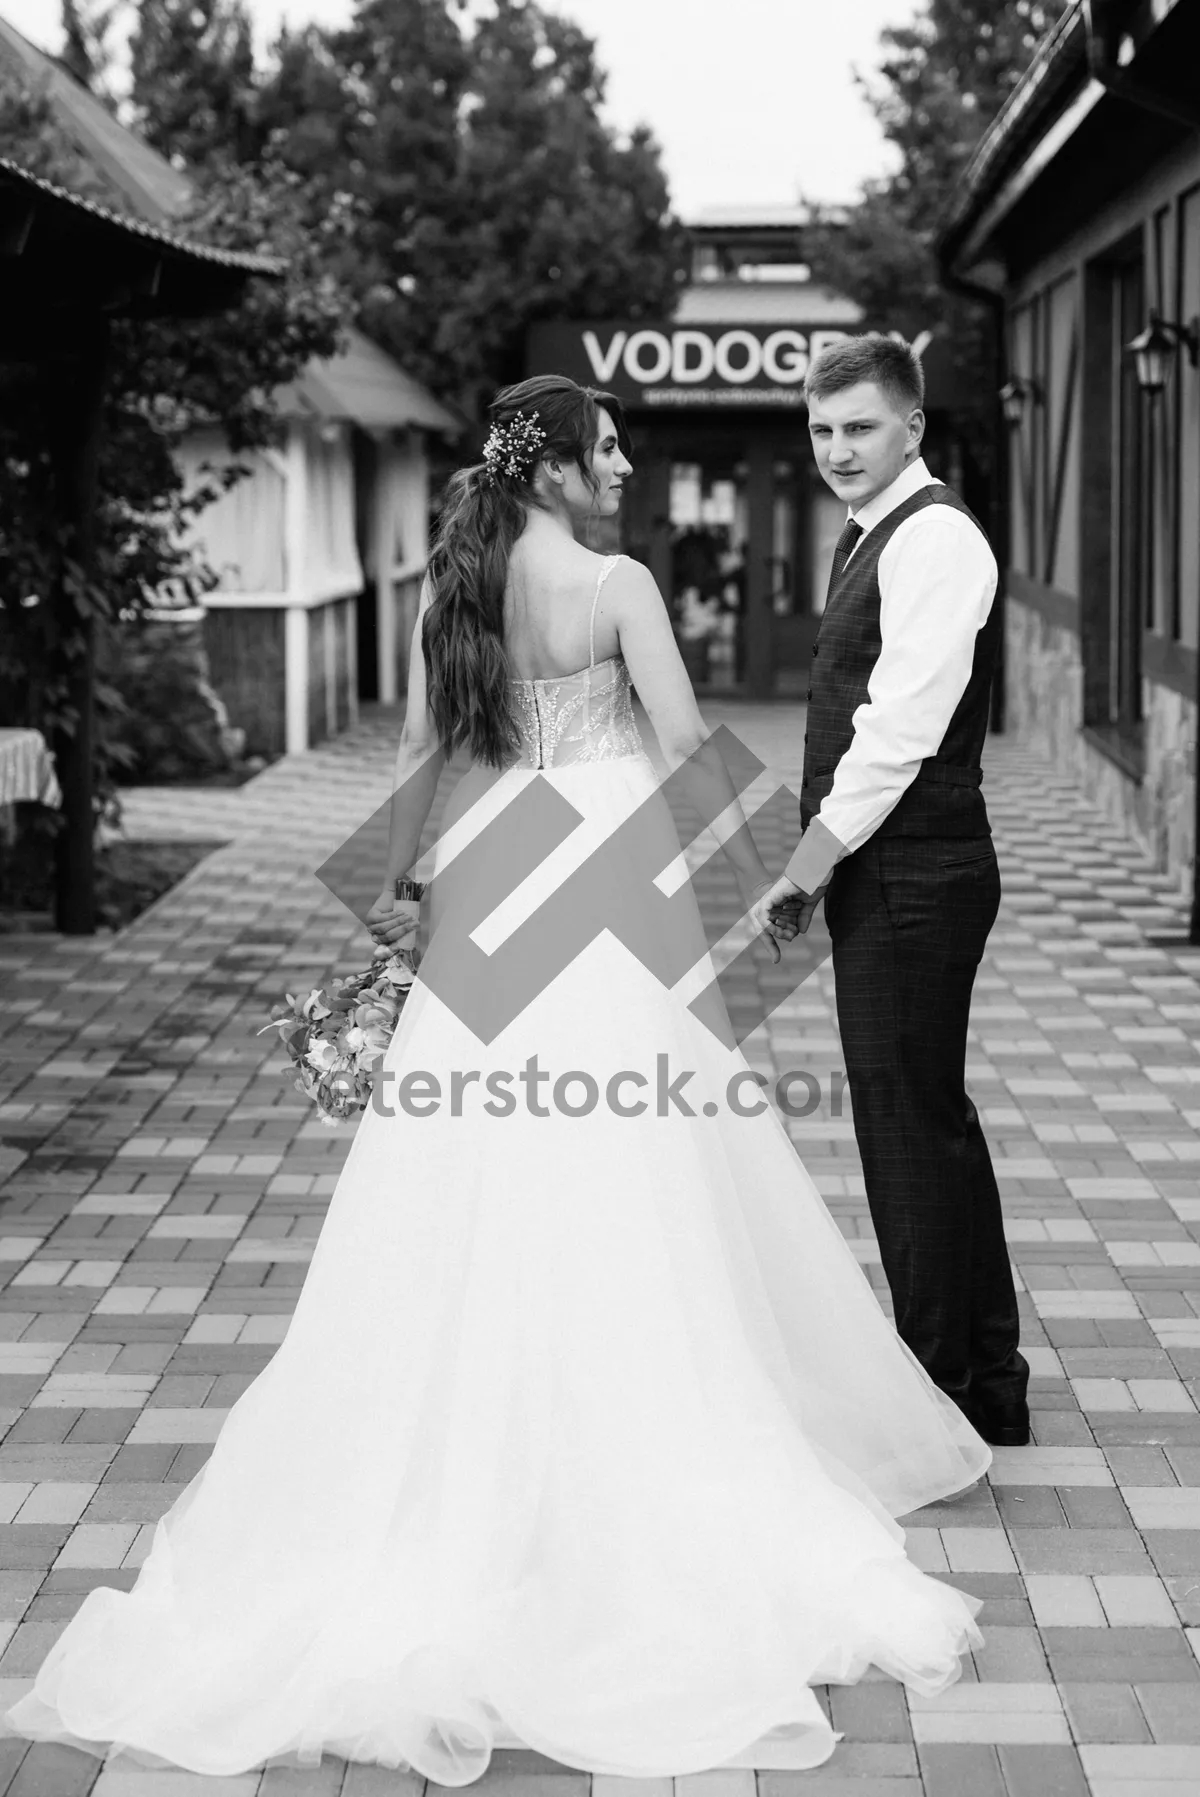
[259,942,418,1126]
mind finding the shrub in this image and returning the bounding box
[98,613,245,784]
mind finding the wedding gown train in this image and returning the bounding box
[3,560,990,1780]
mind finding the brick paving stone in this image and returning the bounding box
[1132,1680,1200,1742]
[1040,1626,1200,1683]
[972,1625,1053,1681]
[916,1745,1006,1797]
[3,711,1200,1795]
[1078,1742,1200,1786]
[92,1771,262,1796]
[6,1742,101,1797]
[1012,1530,1155,1577]
[259,1761,346,1795]
[1059,1682,1151,1744]
[341,1771,423,1797]
[828,1684,913,1742]
[995,1743,1089,1797]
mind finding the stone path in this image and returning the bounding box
[0,702,1198,1797]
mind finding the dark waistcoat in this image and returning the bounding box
[800,484,1001,839]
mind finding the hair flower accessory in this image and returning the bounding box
[481,410,547,484]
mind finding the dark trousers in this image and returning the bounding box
[823,832,1027,1413]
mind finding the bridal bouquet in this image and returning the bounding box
[259,944,418,1126]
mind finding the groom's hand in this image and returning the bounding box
[750,874,802,944]
[753,873,826,939]
[779,890,825,936]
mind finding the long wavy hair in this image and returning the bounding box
[422,374,632,767]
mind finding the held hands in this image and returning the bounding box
[741,877,783,964]
[366,890,420,951]
[749,873,828,944]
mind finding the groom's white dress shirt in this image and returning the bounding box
[783,455,998,896]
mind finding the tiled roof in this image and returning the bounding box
[276,327,462,434]
[0,16,192,223]
[0,16,457,429]
[0,155,282,274]
[940,1,1088,246]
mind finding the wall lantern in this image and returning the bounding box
[1127,309,1200,395]
[999,375,1036,427]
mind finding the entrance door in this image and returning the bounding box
[767,455,832,692]
[665,459,743,691]
[633,425,819,696]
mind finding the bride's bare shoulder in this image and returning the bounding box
[603,555,662,609]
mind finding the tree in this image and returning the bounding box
[118,0,685,415]
[252,0,688,412]
[810,2,1070,308]
[257,0,472,378]
[59,0,122,101]
[129,0,257,165]
[431,1,685,405]
[801,1,1070,473]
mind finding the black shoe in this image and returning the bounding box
[967,1395,1030,1447]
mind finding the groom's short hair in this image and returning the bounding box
[805,334,925,415]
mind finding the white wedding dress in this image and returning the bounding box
[4,558,990,1781]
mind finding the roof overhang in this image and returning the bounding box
[940,0,1200,281]
[275,326,462,436]
[0,157,281,321]
[0,23,456,419]
[0,17,193,225]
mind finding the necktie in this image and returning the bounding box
[832,517,864,580]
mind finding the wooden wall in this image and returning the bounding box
[307,602,326,747]
[998,132,1200,882]
[1005,139,1200,764]
[202,608,286,759]
[204,596,358,759]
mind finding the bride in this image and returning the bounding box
[4,374,990,1782]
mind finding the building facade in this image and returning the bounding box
[180,331,456,758]
[943,0,1200,904]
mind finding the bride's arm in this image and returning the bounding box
[607,560,782,957]
[368,579,447,947]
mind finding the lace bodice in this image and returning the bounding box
[508,557,648,770]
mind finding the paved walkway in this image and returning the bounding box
[0,703,1198,1797]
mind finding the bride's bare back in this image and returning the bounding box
[502,531,623,680]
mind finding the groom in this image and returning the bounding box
[754,334,1029,1448]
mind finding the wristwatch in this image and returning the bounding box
[393,879,425,901]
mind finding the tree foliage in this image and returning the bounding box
[129,0,688,414]
[59,0,122,102]
[129,0,258,165]
[802,0,1070,482]
[869,1,1070,228]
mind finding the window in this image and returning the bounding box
[1112,256,1148,733]
[1079,231,1148,775]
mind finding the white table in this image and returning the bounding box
[0,729,62,808]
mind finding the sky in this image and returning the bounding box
[4,0,918,214]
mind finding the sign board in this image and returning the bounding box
[526,321,952,411]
